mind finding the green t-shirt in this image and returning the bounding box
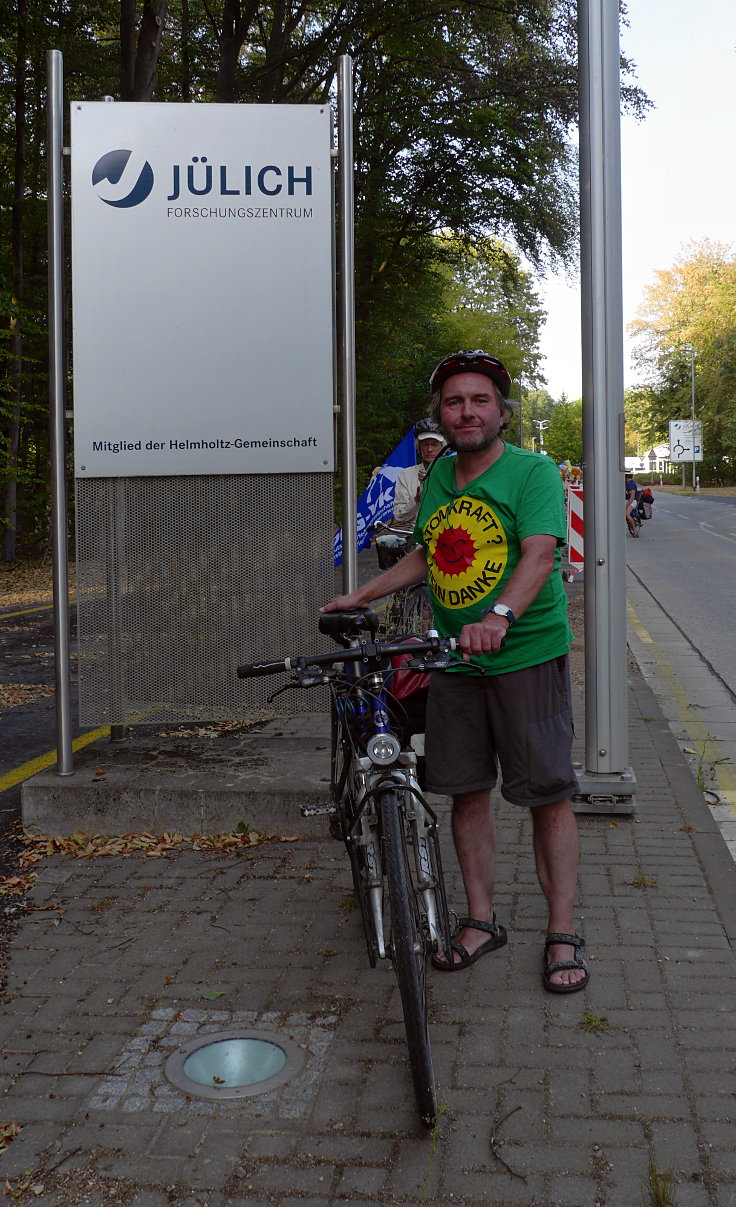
[413,444,573,674]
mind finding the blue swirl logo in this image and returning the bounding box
[91,149,154,208]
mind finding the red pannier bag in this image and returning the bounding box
[389,641,431,741]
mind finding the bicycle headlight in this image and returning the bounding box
[366,733,401,765]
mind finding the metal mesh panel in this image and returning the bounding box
[75,474,334,726]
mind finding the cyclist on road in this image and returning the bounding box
[625,473,640,536]
[322,349,587,993]
[392,419,446,529]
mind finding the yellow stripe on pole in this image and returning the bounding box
[0,726,109,794]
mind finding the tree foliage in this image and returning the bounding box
[0,0,649,554]
[544,397,582,465]
[628,240,736,484]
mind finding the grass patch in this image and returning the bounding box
[644,1157,678,1206]
[624,872,658,888]
[578,1010,610,1034]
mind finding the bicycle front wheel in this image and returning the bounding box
[380,789,437,1126]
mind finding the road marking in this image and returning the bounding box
[1,604,53,619]
[1,598,77,620]
[698,521,736,546]
[0,726,110,794]
[627,599,736,815]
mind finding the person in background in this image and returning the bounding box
[392,419,446,529]
[625,473,640,536]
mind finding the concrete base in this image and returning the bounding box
[21,716,335,840]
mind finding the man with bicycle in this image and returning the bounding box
[323,349,587,993]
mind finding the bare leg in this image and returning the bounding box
[531,798,585,987]
[435,789,496,965]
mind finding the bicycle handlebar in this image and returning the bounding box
[237,634,457,680]
[369,521,413,536]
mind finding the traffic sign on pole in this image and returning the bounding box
[668,420,703,463]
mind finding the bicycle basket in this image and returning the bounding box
[375,531,408,570]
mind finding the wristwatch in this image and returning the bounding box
[481,603,517,627]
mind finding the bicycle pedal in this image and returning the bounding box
[300,803,337,818]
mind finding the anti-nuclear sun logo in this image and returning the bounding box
[424,495,508,609]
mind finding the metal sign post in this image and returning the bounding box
[576,0,635,812]
[47,49,74,775]
[336,55,357,594]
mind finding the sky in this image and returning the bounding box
[536,0,736,400]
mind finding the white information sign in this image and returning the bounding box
[668,420,703,463]
[71,103,334,476]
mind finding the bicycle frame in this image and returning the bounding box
[330,643,451,967]
[237,615,456,1126]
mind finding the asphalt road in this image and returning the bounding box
[626,489,736,696]
[0,603,78,833]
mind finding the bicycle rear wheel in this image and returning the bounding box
[399,582,433,636]
[380,789,437,1126]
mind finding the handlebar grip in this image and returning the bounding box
[237,658,289,679]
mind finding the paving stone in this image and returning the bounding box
[336,1163,390,1195]
[3,670,736,1205]
[547,1174,605,1206]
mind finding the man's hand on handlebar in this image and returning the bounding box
[320,590,369,614]
[458,614,508,660]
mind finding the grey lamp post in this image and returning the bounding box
[533,419,550,453]
[682,344,697,490]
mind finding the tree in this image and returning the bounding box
[629,241,736,484]
[438,237,547,386]
[0,0,651,555]
[121,0,169,100]
[545,397,582,465]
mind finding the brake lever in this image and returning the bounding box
[405,654,452,672]
[267,682,298,704]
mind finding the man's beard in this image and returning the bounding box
[443,424,502,453]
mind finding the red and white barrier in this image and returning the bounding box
[565,486,584,575]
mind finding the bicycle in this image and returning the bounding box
[371,521,434,638]
[626,505,642,537]
[237,609,455,1126]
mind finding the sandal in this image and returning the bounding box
[543,932,589,994]
[432,914,507,972]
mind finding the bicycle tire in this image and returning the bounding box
[377,590,404,639]
[399,583,433,636]
[380,788,437,1126]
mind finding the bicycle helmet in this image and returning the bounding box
[414,418,445,444]
[429,349,512,399]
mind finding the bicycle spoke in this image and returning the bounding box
[380,788,437,1127]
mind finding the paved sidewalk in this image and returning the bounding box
[2,670,736,1205]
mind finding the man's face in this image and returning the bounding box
[418,436,443,464]
[439,371,505,453]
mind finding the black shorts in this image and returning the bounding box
[424,656,579,807]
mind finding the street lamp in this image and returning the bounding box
[682,344,697,490]
[532,419,550,454]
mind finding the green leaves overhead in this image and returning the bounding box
[0,1,650,549]
[628,240,736,483]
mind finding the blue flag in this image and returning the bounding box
[333,428,417,566]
